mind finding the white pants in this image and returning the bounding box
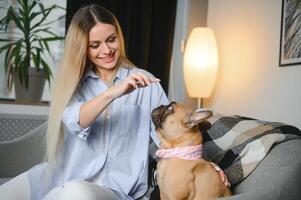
[0,172,120,200]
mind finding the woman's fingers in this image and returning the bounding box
[210,162,231,188]
[129,72,160,88]
[131,73,147,86]
[151,78,161,82]
[137,72,149,85]
[108,72,160,99]
[124,75,138,87]
[218,170,231,187]
[137,72,160,85]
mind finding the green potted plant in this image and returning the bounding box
[0,0,64,103]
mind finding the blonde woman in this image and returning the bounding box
[0,4,168,200]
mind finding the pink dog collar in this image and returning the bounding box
[156,144,203,160]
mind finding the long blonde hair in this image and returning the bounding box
[47,4,132,172]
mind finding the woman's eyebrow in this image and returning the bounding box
[89,33,116,43]
[105,33,116,41]
[88,41,100,44]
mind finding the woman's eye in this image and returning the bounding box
[107,36,116,43]
[89,43,99,49]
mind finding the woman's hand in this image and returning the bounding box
[210,162,231,188]
[107,72,160,99]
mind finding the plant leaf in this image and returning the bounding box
[0,0,64,88]
[4,45,13,73]
[0,41,17,53]
[31,49,41,70]
[42,36,65,41]
[31,5,56,30]
[40,58,52,85]
[8,6,25,33]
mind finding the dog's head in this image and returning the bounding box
[151,102,212,147]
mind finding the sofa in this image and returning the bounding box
[0,114,47,185]
[219,139,301,200]
[1,114,301,200]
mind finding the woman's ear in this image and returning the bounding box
[185,110,213,129]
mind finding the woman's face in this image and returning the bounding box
[87,22,120,70]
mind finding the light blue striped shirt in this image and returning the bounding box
[28,65,169,200]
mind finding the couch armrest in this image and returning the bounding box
[218,139,301,200]
[0,122,47,178]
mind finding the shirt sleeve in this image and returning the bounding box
[149,82,170,146]
[62,93,91,140]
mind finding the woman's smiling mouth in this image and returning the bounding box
[99,51,116,63]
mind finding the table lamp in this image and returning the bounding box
[183,27,219,108]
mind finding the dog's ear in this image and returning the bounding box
[185,109,213,129]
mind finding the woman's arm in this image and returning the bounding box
[79,72,160,128]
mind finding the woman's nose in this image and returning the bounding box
[101,43,111,54]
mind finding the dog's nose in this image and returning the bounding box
[151,105,166,129]
[151,102,177,129]
[152,105,165,114]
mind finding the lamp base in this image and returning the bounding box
[197,98,203,109]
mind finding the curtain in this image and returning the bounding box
[66,0,177,94]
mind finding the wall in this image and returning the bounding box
[206,0,301,129]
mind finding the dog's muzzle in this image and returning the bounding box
[151,102,176,129]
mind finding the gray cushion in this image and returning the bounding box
[0,122,47,178]
[217,139,301,200]
[0,113,47,142]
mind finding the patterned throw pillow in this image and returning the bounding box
[202,113,301,184]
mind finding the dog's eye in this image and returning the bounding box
[167,102,176,112]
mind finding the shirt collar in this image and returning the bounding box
[115,64,131,81]
[84,63,131,81]
[84,70,98,80]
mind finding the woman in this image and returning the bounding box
[0,4,168,200]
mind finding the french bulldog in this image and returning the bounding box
[151,102,231,200]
